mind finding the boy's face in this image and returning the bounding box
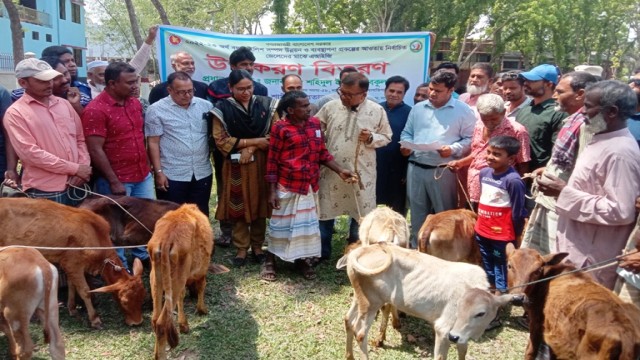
[486,145,514,171]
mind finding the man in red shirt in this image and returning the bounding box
[82,62,153,269]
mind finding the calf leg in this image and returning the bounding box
[63,266,101,328]
[193,276,208,315]
[345,301,358,360]
[5,310,34,360]
[356,310,378,360]
[456,342,468,360]
[373,304,392,347]
[433,329,450,360]
[177,286,189,334]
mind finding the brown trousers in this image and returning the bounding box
[232,218,266,251]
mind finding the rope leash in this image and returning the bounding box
[433,163,475,212]
[505,249,639,292]
[67,184,153,235]
[0,244,144,252]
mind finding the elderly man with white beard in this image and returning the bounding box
[537,80,640,290]
[459,63,494,107]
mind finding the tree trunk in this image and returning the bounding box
[150,0,171,25]
[2,0,24,66]
[124,0,143,48]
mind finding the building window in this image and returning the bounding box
[73,48,83,67]
[476,54,491,63]
[46,34,52,42]
[435,52,444,61]
[502,60,521,70]
[32,31,39,40]
[19,0,36,9]
[59,0,66,20]
[71,3,81,23]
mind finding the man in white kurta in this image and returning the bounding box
[315,72,392,260]
[538,80,640,290]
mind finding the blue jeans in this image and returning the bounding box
[476,234,514,292]
[319,218,359,260]
[95,173,155,268]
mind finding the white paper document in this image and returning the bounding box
[399,140,443,152]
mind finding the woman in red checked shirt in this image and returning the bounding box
[262,91,355,281]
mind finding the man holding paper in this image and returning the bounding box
[400,70,476,245]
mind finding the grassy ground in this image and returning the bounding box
[0,208,530,359]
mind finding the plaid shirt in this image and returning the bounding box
[265,116,333,195]
[550,109,585,173]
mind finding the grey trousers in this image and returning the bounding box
[407,163,457,247]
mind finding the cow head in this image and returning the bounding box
[448,288,520,343]
[505,243,568,294]
[90,258,146,326]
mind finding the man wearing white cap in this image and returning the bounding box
[3,58,91,206]
[87,60,108,98]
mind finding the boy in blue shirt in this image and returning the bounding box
[476,135,527,295]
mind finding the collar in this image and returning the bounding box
[592,127,631,141]
[425,96,455,110]
[21,92,58,107]
[529,97,556,108]
[101,91,133,107]
[382,101,406,111]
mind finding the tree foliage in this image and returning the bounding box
[88,0,639,77]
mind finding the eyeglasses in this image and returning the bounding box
[234,85,253,94]
[337,88,366,99]
[629,79,640,87]
[171,88,194,96]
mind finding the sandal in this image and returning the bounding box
[485,317,502,332]
[297,258,317,280]
[252,247,266,264]
[260,255,276,281]
[232,250,247,267]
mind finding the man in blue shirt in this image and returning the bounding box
[400,70,476,245]
[377,75,412,215]
[0,84,11,183]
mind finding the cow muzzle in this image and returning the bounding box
[448,333,460,343]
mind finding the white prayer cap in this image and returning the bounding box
[87,60,109,71]
[574,65,603,77]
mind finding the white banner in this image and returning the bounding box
[157,25,431,103]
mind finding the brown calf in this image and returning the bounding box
[79,195,180,246]
[418,209,481,264]
[507,244,640,360]
[0,247,65,360]
[148,204,226,360]
[0,198,146,329]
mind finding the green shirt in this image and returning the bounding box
[516,98,568,170]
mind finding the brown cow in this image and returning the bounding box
[0,247,65,360]
[149,204,227,360]
[0,198,146,329]
[418,209,481,264]
[79,195,180,246]
[507,244,640,360]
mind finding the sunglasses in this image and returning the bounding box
[501,72,521,81]
[629,79,640,87]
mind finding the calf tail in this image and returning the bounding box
[417,215,434,253]
[349,244,393,276]
[155,242,179,349]
[44,264,65,360]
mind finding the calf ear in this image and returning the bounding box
[542,252,568,266]
[506,243,516,258]
[208,263,230,274]
[90,283,122,294]
[336,255,348,270]
[132,258,144,277]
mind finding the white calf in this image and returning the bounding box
[344,244,516,360]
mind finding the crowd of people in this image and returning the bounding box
[2,35,640,307]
